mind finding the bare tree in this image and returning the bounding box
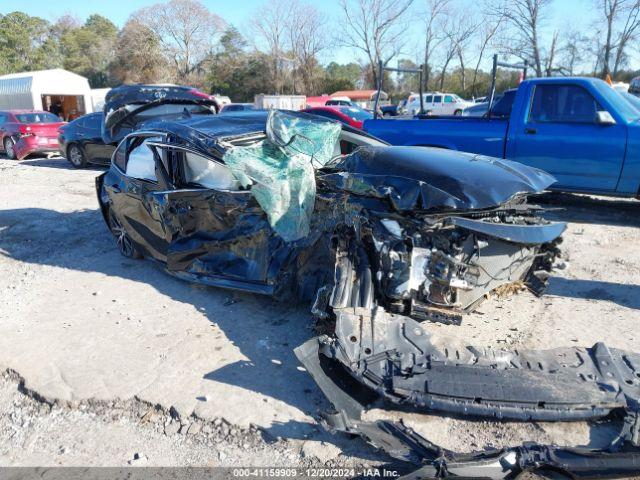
[544,30,559,76]
[438,32,457,90]
[489,0,552,77]
[338,0,414,87]
[422,0,449,91]
[287,2,331,94]
[251,0,294,93]
[555,29,589,76]
[136,0,225,81]
[593,0,640,77]
[470,11,504,96]
[452,17,479,93]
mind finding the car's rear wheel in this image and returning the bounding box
[454,109,462,115]
[67,143,87,168]
[4,137,16,159]
[108,209,142,259]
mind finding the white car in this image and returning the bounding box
[406,92,473,116]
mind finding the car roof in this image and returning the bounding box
[139,109,385,155]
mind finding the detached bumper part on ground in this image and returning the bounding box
[295,314,640,479]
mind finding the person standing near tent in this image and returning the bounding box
[49,101,63,119]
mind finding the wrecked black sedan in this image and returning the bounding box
[95,86,640,478]
[97,85,564,325]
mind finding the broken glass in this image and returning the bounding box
[223,110,341,241]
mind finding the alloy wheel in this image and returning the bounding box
[69,145,84,167]
[109,211,137,258]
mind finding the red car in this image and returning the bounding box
[0,110,66,160]
[303,105,373,129]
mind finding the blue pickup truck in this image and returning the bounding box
[364,77,640,197]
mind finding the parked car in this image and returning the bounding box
[58,112,114,168]
[303,105,372,128]
[365,77,640,197]
[461,91,512,117]
[220,103,256,113]
[0,110,65,160]
[325,98,357,107]
[405,92,474,115]
[380,104,400,117]
[629,75,640,97]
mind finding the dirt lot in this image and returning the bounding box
[0,155,639,472]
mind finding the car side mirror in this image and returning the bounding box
[596,111,616,125]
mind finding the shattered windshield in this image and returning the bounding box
[223,110,341,242]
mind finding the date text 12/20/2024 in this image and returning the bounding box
[231,468,400,477]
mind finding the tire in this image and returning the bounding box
[107,208,142,259]
[67,143,87,168]
[454,109,462,116]
[4,137,16,160]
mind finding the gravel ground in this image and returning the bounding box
[0,155,639,475]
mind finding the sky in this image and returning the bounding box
[0,0,602,68]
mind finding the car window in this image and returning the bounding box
[15,112,60,123]
[444,95,453,103]
[0,113,6,124]
[183,151,240,190]
[425,95,432,103]
[113,141,127,171]
[135,104,214,121]
[125,138,158,182]
[490,90,516,118]
[433,95,442,103]
[529,85,605,123]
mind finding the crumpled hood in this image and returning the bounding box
[323,146,556,211]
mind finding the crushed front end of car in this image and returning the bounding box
[311,145,565,325]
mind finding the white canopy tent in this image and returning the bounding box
[0,68,93,120]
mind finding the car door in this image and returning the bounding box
[73,116,99,160]
[421,95,432,114]
[511,83,626,191]
[432,95,443,114]
[443,95,455,115]
[83,113,113,163]
[144,144,279,294]
[106,134,171,262]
